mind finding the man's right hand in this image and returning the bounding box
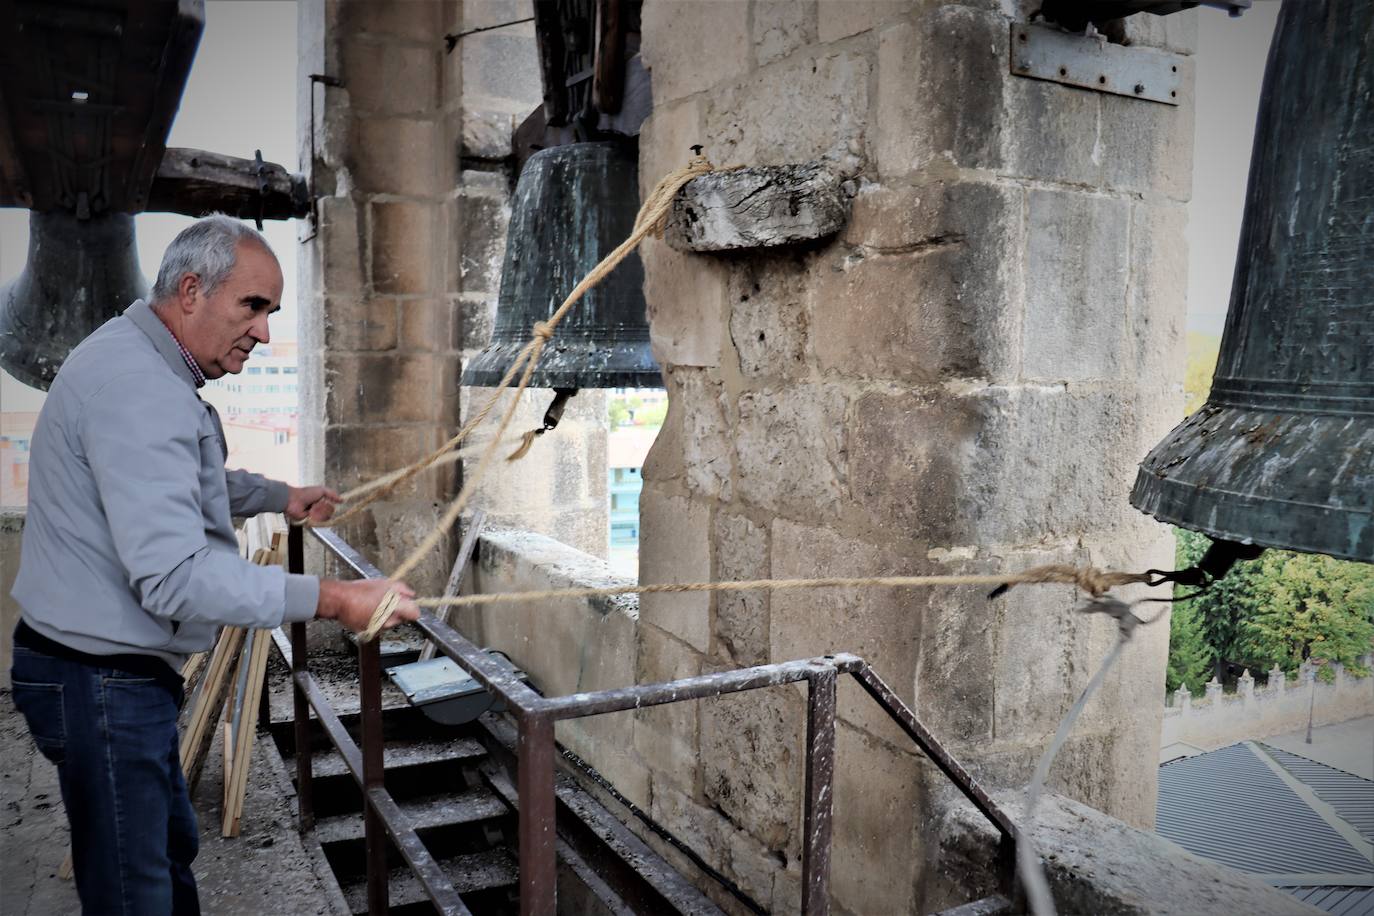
[317,578,421,634]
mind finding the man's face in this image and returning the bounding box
[181,242,284,378]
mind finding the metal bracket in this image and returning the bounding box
[1010,23,1184,105]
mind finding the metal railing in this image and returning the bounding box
[286,524,1017,915]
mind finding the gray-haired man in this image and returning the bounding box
[9,215,419,914]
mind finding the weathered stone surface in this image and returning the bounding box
[711,512,769,666]
[648,779,780,909]
[460,106,519,160]
[638,96,704,199]
[323,296,399,351]
[729,255,811,380]
[371,200,439,294]
[351,116,441,196]
[341,39,439,114]
[398,298,462,354]
[316,196,364,295]
[633,623,703,795]
[460,31,542,102]
[816,179,1023,384]
[1023,189,1130,381]
[1128,200,1188,399]
[668,368,735,500]
[643,241,728,369]
[703,50,870,168]
[640,0,751,103]
[1098,57,1196,201]
[831,722,924,914]
[700,661,804,855]
[340,0,442,43]
[326,352,455,425]
[323,423,444,498]
[816,0,909,42]
[754,0,817,65]
[874,8,1006,178]
[452,192,509,295]
[665,163,849,252]
[733,385,847,519]
[638,488,712,651]
[1001,73,1102,186]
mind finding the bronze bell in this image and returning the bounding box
[0,210,148,390]
[1131,0,1373,562]
[461,141,660,390]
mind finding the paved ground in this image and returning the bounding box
[1,688,348,916]
[1264,715,1373,779]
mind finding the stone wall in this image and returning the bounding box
[299,0,608,596]
[1,509,22,688]
[628,1,1196,911]
[1162,659,1374,753]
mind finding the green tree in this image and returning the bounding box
[1241,551,1374,677]
[1183,332,1221,416]
[1174,527,1268,681]
[1165,598,1212,694]
[608,399,629,431]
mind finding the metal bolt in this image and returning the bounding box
[1134,83,1145,94]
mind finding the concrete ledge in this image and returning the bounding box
[664,162,849,252]
[929,787,1323,915]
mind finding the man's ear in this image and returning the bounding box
[176,272,201,314]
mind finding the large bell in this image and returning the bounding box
[1131,0,1374,562]
[0,211,148,390]
[461,141,660,389]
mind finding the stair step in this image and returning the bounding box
[340,848,517,913]
[314,787,509,845]
[290,735,487,781]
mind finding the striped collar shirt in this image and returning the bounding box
[156,316,207,388]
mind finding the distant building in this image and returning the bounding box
[606,425,658,577]
[204,341,299,418]
[0,410,37,508]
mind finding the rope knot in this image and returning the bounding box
[532,321,554,341]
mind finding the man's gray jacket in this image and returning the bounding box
[12,300,319,667]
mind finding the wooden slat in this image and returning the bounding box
[145,147,309,221]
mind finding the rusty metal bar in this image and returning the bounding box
[517,712,558,916]
[359,634,389,915]
[801,666,836,916]
[287,525,314,832]
[293,669,470,914]
[850,663,1016,842]
[415,613,548,711]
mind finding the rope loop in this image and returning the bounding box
[532,320,555,340]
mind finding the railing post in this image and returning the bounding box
[287,525,314,832]
[359,635,389,915]
[802,664,837,915]
[517,711,557,916]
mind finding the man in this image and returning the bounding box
[8,215,420,914]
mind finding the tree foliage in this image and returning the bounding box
[1165,597,1212,694]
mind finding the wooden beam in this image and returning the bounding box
[0,80,30,208]
[664,162,850,253]
[145,147,309,221]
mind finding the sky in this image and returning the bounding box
[0,1,297,411]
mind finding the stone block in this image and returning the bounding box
[326,352,456,425]
[733,385,847,520]
[816,0,909,42]
[665,164,849,252]
[639,0,751,103]
[729,254,812,381]
[847,384,1140,547]
[317,196,364,295]
[351,116,441,196]
[633,624,703,795]
[322,424,443,496]
[323,296,399,351]
[453,193,509,295]
[340,0,442,43]
[638,488,712,651]
[366,497,456,596]
[460,0,533,31]
[831,722,924,914]
[1001,72,1102,186]
[703,49,870,169]
[753,0,818,65]
[460,31,542,105]
[769,520,922,743]
[642,241,728,369]
[371,200,440,294]
[916,578,997,743]
[1098,57,1195,201]
[1121,6,1198,55]
[456,292,497,351]
[711,512,770,666]
[700,660,805,855]
[399,298,462,353]
[817,179,1023,385]
[874,8,1006,178]
[341,39,439,114]
[638,96,704,199]
[460,105,519,160]
[1023,189,1130,381]
[648,779,781,908]
[668,368,735,500]
[1128,201,1188,400]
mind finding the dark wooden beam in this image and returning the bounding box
[0,79,30,208]
[145,147,309,221]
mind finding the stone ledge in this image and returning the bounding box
[665,162,849,252]
[930,786,1323,915]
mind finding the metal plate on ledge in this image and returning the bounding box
[386,652,527,726]
[1010,23,1184,105]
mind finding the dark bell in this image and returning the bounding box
[461,141,661,389]
[1131,0,1374,562]
[0,211,148,390]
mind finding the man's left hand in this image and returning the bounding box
[285,485,341,523]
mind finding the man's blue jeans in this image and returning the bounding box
[10,645,201,915]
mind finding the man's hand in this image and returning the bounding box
[285,485,341,524]
[317,578,421,634]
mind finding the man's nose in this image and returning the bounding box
[251,311,271,344]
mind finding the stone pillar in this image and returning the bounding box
[1269,665,1286,695]
[1174,684,1191,713]
[1238,669,1254,705]
[299,0,610,590]
[1205,677,1224,709]
[633,0,1195,911]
